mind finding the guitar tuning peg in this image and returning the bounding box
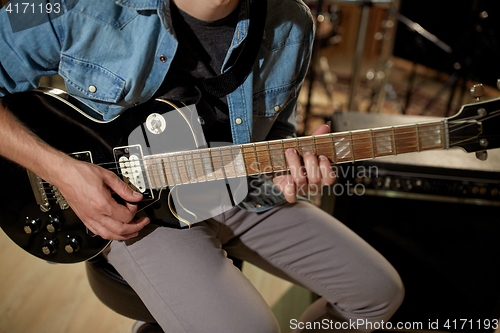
[497,79,500,91]
[470,84,484,101]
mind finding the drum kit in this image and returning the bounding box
[300,0,462,133]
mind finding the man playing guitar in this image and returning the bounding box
[0,0,404,331]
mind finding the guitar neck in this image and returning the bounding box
[144,119,448,188]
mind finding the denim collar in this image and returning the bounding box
[114,0,162,11]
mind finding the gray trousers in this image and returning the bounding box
[106,201,404,333]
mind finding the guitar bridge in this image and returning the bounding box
[114,145,153,200]
[27,170,51,212]
[26,151,93,211]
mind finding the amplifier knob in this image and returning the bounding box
[42,238,59,255]
[24,218,41,234]
[384,177,391,188]
[64,236,81,254]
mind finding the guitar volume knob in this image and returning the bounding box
[24,218,41,234]
[65,236,81,254]
[46,215,63,233]
[42,237,59,255]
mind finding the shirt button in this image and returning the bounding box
[274,105,281,112]
[235,118,243,125]
[159,55,167,62]
[134,102,140,106]
[88,85,97,93]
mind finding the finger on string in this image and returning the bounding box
[319,155,336,186]
[303,151,321,188]
[286,148,307,188]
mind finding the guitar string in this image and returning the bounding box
[101,113,500,173]
[39,111,500,180]
[39,136,500,189]
[69,112,500,172]
[38,115,500,188]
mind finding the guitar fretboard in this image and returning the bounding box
[143,120,447,189]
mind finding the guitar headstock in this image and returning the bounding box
[448,85,500,159]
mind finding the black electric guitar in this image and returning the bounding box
[0,88,499,263]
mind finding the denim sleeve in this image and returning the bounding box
[0,2,65,97]
[266,5,315,140]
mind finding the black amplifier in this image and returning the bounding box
[341,161,500,206]
[324,112,500,332]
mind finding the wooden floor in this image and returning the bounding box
[0,229,309,333]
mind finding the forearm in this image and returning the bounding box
[0,102,70,184]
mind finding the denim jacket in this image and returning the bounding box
[0,0,314,212]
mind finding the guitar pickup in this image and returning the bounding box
[70,151,92,163]
[114,145,153,200]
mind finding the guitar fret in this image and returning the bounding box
[281,140,287,171]
[370,129,375,159]
[189,151,199,182]
[208,148,218,179]
[143,156,157,190]
[164,155,174,186]
[440,120,446,149]
[443,119,450,149]
[373,128,393,157]
[334,134,352,162]
[218,147,227,179]
[174,154,184,184]
[201,150,214,181]
[227,147,236,178]
[415,124,421,152]
[169,155,178,185]
[234,146,246,177]
[200,150,209,182]
[419,122,444,150]
[239,145,249,176]
[188,153,196,182]
[156,154,167,188]
[176,153,189,184]
[266,142,273,172]
[163,156,175,186]
[329,135,337,164]
[349,132,355,161]
[252,143,260,174]
[220,146,237,178]
[180,153,190,184]
[392,126,397,155]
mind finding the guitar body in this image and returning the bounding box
[0,89,246,263]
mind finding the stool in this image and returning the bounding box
[85,254,243,332]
